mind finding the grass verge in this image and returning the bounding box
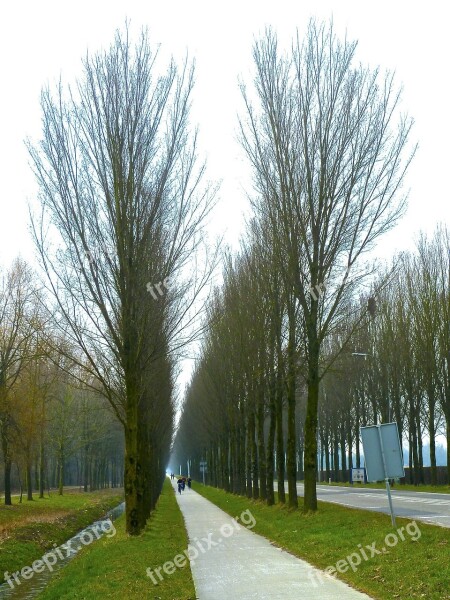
[39,479,196,600]
[0,488,124,577]
[319,481,450,494]
[195,484,449,600]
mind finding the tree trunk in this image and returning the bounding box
[34,458,39,491]
[17,464,23,503]
[347,419,353,475]
[239,399,246,495]
[257,397,267,501]
[124,396,145,535]
[303,324,320,511]
[249,408,259,499]
[4,457,12,505]
[333,434,339,482]
[2,426,12,505]
[428,395,437,485]
[246,410,253,498]
[408,430,413,484]
[26,459,33,501]
[233,426,239,493]
[266,385,276,505]
[340,426,347,482]
[447,421,450,486]
[445,354,450,485]
[58,453,64,496]
[286,315,298,508]
[222,436,230,492]
[417,416,425,484]
[325,423,330,480]
[83,446,89,492]
[275,366,285,503]
[39,438,45,498]
[229,430,235,493]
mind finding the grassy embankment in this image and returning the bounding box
[0,488,124,578]
[195,484,449,600]
[319,481,450,494]
[39,479,196,600]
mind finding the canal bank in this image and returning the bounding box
[34,479,195,600]
[0,489,124,597]
[0,502,124,599]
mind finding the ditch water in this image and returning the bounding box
[0,502,125,599]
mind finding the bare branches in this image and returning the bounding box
[27,25,217,533]
[238,19,416,510]
[240,21,416,329]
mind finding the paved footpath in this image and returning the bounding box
[172,480,373,600]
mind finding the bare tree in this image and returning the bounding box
[434,226,450,480]
[239,20,415,510]
[28,26,216,533]
[0,259,37,505]
[405,227,450,483]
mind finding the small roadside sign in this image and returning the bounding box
[350,468,367,483]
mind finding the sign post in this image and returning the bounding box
[361,422,405,527]
[199,461,207,485]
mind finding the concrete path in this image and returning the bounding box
[172,480,373,600]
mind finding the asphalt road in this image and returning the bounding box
[288,483,450,528]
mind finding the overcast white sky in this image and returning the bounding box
[1,0,449,270]
[0,2,449,429]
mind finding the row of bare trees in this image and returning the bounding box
[5,18,443,529]
[172,226,449,509]
[0,258,123,503]
[319,227,449,485]
[0,259,38,504]
[171,20,432,512]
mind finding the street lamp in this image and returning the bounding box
[352,352,392,422]
[351,351,371,480]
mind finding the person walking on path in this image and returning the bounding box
[177,477,183,494]
[187,477,192,490]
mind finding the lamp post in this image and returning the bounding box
[352,351,371,481]
[352,351,392,422]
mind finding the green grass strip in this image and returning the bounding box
[319,482,450,494]
[195,484,450,600]
[39,479,196,600]
[0,490,124,576]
